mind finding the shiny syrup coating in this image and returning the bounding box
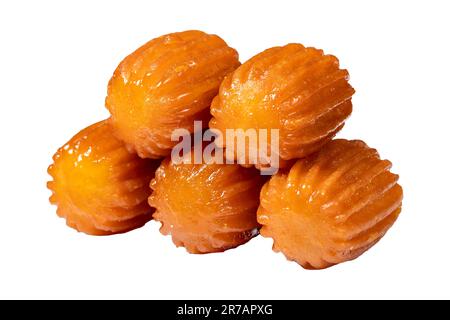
[257,139,403,269]
[47,120,160,235]
[210,44,355,169]
[106,30,240,159]
[149,149,266,253]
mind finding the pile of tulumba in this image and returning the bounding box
[48,30,403,269]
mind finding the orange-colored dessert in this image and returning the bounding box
[106,30,241,159]
[148,149,265,253]
[47,120,159,235]
[210,44,355,169]
[257,139,403,269]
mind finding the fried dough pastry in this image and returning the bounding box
[106,30,240,159]
[148,149,265,253]
[210,44,355,169]
[47,120,159,235]
[257,139,403,269]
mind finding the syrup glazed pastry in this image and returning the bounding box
[149,149,266,253]
[257,139,403,269]
[47,120,160,235]
[106,30,241,159]
[210,43,355,169]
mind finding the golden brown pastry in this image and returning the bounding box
[210,44,354,169]
[106,30,240,159]
[48,120,159,235]
[149,148,265,253]
[257,139,403,269]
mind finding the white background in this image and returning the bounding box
[1,0,449,299]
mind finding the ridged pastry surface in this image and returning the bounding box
[257,139,403,269]
[149,150,265,253]
[47,120,159,235]
[106,30,240,159]
[210,44,355,168]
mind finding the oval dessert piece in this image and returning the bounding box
[106,30,240,159]
[257,139,403,269]
[210,44,354,169]
[48,120,159,235]
[149,148,265,253]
